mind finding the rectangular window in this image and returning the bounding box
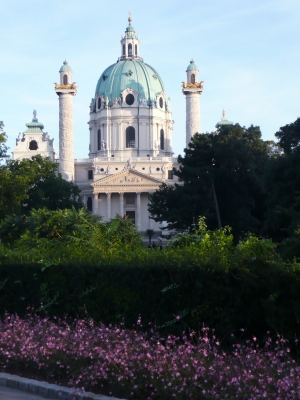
[88,170,93,180]
[126,210,135,224]
[87,197,93,212]
[126,193,135,205]
[168,170,173,179]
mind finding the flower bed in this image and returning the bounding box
[0,311,299,399]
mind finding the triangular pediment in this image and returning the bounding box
[92,169,163,187]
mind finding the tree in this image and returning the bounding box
[263,117,300,246]
[149,124,270,240]
[0,155,82,220]
[0,121,9,161]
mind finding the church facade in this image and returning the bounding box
[12,17,206,232]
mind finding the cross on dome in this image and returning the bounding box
[128,11,132,24]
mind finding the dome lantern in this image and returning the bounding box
[120,13,141,61]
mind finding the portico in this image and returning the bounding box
[85,169,163,231]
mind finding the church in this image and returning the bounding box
[12,16,230,232]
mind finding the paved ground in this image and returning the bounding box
[0,386,46,399]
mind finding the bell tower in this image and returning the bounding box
[182,60,203,148]
[55,61,77,181]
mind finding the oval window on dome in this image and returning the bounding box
[126,94,134,106]
[98,97,101,109]
[159,97,164,109]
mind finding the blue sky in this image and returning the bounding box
[1,0,299,159]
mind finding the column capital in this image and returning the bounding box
[119,192,124,197]
[106,192,112,198]
[93,193,98,199]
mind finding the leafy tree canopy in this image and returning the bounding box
[263,117,300,246]
[149,124,270,240]
[0,121,9,161]
[0,207,142,253]
[0,155,82,220]
[275,117,300,154]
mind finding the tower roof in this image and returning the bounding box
[215,110,233,128]
[24,110,45,133]
[59,60,73,72]
[186,60,198,71]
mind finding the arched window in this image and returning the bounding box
[97,97,101,109]
[191,74,195,84]
[29,140,38,150]
[97,129,101,150]
[160,129,164,150]
[128,43,132,56]
[123,44,125,56]
[135,44,137,56]
[159,97,164,109]
[63,74,68,85]
[126,126,135,148]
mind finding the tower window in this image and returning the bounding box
[97,129,101,150]
[128,43,132,56]
[123,44,125,56]
[29,140,38,150]
[125,93,134,106]
[160,129,164,150]
[159,97,164,109]
[87,197,93,212]
[126,126,135,148]
[97,97,101,109]
[191,74,195,84]
[135,44,137,56]
[63,74,68,85]
[88,170,93,180]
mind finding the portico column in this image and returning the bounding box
[93,193,98,215]
[83,195,87,207]
[119,192,124,217]
[148,193,153,229]
[106,193,111,221]
[136,192,141,231]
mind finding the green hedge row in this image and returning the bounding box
[1,254,300,345]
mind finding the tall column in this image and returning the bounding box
[185,93,201,148]
[119,192,124,217]
[93,193,98,215]
[136,192,141,231]
[55,63,77,181]
[182,60,203,149]
[83,195,87,207]
[106,193,111,221]
[148,193,153,229]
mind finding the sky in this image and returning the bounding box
[1,0,299,159]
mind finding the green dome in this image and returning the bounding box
[186,60,198,71]
[59,60,72,72]
[95,59,166,106]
